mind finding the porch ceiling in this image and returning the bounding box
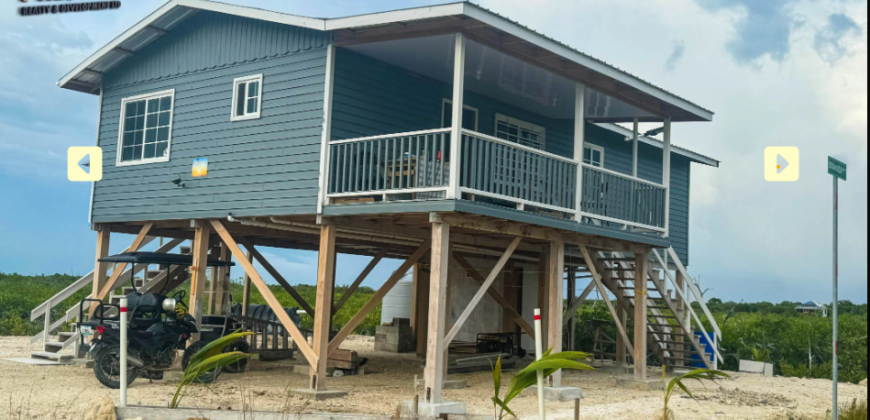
[344,35,660,122]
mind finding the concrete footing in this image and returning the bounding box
[615,378,664,391]
[522,386,583,402]
[414,377,468,389]
[401,400,466,417]
[287,388,349,401]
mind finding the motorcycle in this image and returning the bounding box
[80,290,218,389]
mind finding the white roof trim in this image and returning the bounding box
[596,123,720,167]
[324,3,465,30]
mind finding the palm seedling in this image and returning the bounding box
[490,349,594,420]
[170,331,254,409]
[660,366,731,419]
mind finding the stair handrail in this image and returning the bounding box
[664,247,722,340]
[30,236,157,321]
[653,249,724,362]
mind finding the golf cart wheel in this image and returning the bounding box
[222,339,250,373]
[93,344,139,389]
[182,340,221,384]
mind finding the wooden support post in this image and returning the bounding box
[503,262,517,334]
[215,243,230,315]
[311,224,337,391]
[548,240,565,387]
[207,244,220,314]
[538,245,550,350]
[189,223,210,342]
[634,252,649,380]
[566,268,576,351]
[425,222,450,404]
[413,263,431,358]
[674,270,685,366]
[241,250,252,317]
[91,226,111,316]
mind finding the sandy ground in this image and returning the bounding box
[1,336,866,420]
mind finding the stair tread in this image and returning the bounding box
[44,341,65,347]
[31,351,72,361]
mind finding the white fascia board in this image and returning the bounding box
[58,0,327,90]
[461,4,715,122]
[324,2,465,30]
[596,123,720,168]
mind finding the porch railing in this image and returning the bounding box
[327,128,451,199]
[325,129,667,232]
[579,164,667,231]
[459,129,577,212]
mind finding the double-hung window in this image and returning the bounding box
[583,144,605,167]
[118,90,174,165]
[494,113,546,150]
[232,74,263,121]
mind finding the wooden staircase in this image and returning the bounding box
[594,248,722,371]
[28,238,188,362]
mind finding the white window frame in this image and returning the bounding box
[494,113,546,150]
[231,74,263,122]
[441,98,479,131]
[583,143,605,167]
[116,89,175,167]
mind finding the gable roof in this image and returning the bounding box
[59,0,714,123]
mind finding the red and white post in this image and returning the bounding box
[119,296,128,407]
[534,308,546,419]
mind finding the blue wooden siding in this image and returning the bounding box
[331,48,692,263]
[91,12,327,223]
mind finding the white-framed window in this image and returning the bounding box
[494,113,546,150]
[583,144,605,167]
[441,99,479,131]
[231,74,263,121]
[117,89,175,166]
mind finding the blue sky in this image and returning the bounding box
[0,0,866,304]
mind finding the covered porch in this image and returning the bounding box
[318,33,686,236]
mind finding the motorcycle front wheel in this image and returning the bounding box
[93,344,139,389]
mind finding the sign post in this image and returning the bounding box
[827,156,846,419]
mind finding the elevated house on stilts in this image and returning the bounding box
[39,0,723,414]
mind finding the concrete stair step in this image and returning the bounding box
[44,341,65,352]
[31,351,73,361]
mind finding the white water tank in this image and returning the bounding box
[380,274,414,325]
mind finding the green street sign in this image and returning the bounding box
[828,157,847,181]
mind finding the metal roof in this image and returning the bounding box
[59,0,715,123]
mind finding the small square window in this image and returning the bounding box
[231,74,263,121]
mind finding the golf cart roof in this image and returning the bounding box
[98,252,235,267]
